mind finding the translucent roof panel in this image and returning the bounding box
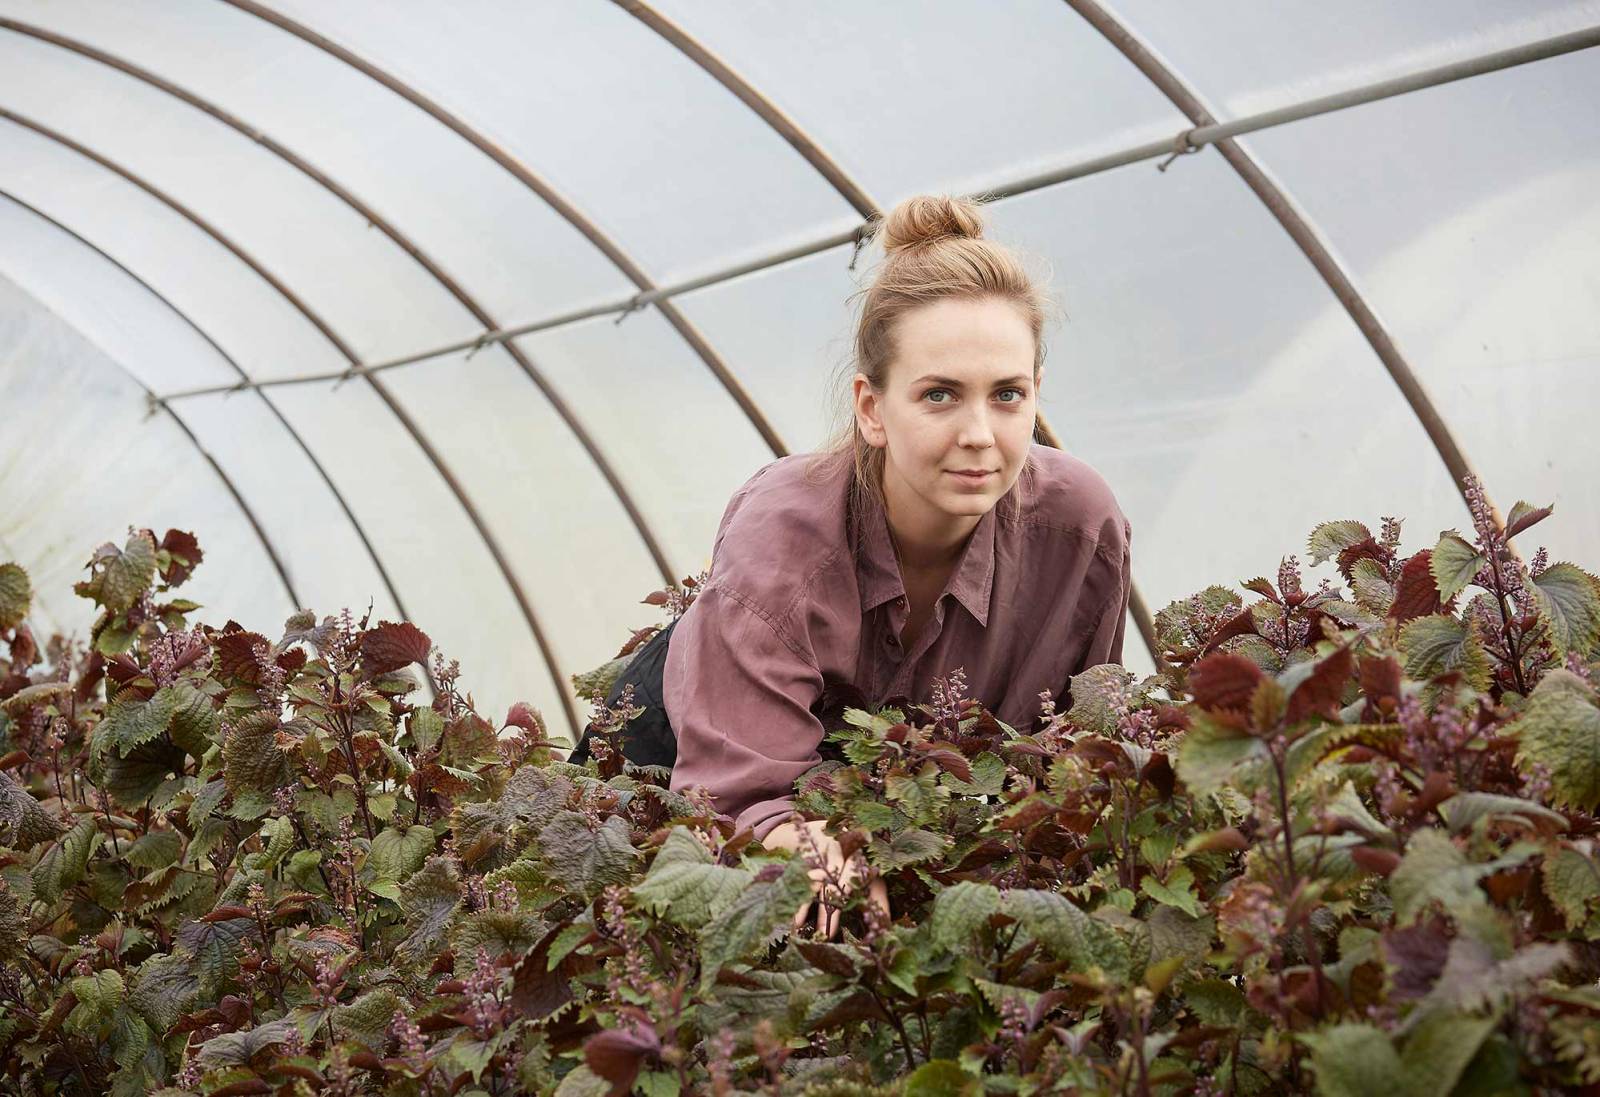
[511,309,780,571]
[260,378,564,735]
[0,29,483,367]
[377,346,668,688]
[0,0,637,327]
[1244,46,1600,566]
[1111,0,1600,115]
[0,274,294,642]
[647,0,1190,205]
[256,0,858,283]
[983,152,1465,610]
[0,195,400,630]
[672,243,862,454]
[0,192,234,393]
[0,119,349,382]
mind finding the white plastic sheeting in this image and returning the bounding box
[1,0,1596,741]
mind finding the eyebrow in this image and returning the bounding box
[912,374,1032,388]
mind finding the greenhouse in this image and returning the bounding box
[1,2,1599,1094]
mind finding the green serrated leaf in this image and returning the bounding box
[66,969,126,1033]
[1399,1010,1497,1097]
[1301,1023,1403,1097]
[1175,713,1269,795]
[1532,562,1600,659]
[0,562,30,630]
[333,988,403,1050]
[166,683,219,758]
[96,739,186,810]
[868,827,950,870]
[33,817,101,907]
[1067,663,1140,736]
[1398,614,1491,690]
[187,778,228,828]
[176,916,253,998]
[1389,828,1538,927]
[1308,521,1374,567]
[930,881,1000,952]
[0,773,63,848]
[1351,558,1396,616]
[222,711,290,820]
[632,827,752,930]
[1140,864,1204,918]
[1430,531,1486,604]
[1184,978,1249,1027]
[123,831,182,871]
[1437,791,1566,835]
[537,812,637,900]
[1514,669,1600,812]
[941,751,1005,797]
[127,952,199,1033]
[94,689,179,761]
[1541,848,1600,931]
[94,533,159,614]
[397,856,462,965]
[698,856,812,989]
[368,824,435,883]
[999,889,1129,980]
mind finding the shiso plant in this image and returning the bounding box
[0,474,1597,1096]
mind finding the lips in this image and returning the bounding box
[948,470,995,478]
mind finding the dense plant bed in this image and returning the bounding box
[1,477,1598,1097]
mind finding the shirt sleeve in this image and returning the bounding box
[664,583,827,842]
[1081,523,1133,670]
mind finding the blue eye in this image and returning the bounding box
[924,386,1028,405]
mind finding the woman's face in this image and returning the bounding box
[853,295,1040,540]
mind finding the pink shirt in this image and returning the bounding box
[664,444,1131,841]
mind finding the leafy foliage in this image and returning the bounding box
[0,479,1598,1096]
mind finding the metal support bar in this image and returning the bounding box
[149,20,1599,406]
[0,107,584,739]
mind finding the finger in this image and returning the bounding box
[792,897,812,933]
[824,902,839,940]
[814,898,827,939]
[869,877,890,919]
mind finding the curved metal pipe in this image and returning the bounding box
[0,186,415,629]
[1063,0,1503,532]
[0,194,299,611]
[222,0,791,459]
[0,17,678,589]
[0,107,583,737]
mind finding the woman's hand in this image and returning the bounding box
[763,818,891,940]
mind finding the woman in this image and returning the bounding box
[580,193,1132,937]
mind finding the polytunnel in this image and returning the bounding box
[2,0,1597,747]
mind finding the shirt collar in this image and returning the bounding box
[855,477,999,628]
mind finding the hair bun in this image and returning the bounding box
[877,194,986,254]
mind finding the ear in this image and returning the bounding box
[852,373,888,449]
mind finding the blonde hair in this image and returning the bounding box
[806,193,1056,527]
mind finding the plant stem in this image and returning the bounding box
[1271,746,1297,890]
[867,983,918,1073]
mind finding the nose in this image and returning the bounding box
[957,405,996,450]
